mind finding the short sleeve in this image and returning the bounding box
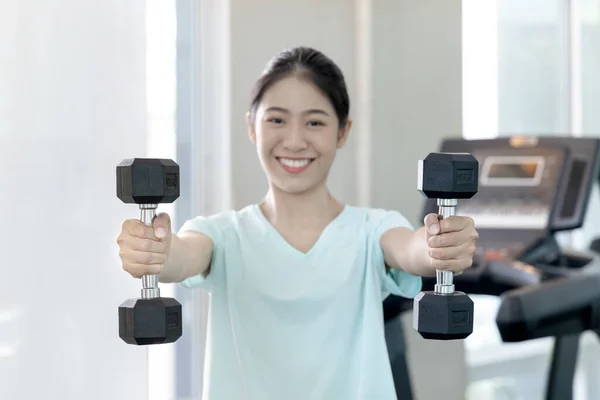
[176,214,225,290]
[368,209,422,300]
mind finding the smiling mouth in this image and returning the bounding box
[276,157,315,173]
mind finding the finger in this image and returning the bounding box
[120,248,168,266]
[429,242,475,260]
[153,212,172,240]
[120,236,167,254]
[430,256,473,272]
[116,230,166,253]
[428,230,474,248]
[122,262,163,278]
[423,213,442,236]
[122,219,156,240]
[439,216,474,234]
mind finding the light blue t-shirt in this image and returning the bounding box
[178,204,422,400]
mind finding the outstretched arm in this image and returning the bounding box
[159,231,214,283]
[380,214,478,277]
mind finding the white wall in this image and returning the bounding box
[368,2,468,399]
[0,1,150,399]
[370,0,464,225]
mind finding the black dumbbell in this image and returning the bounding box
[413,152,479,340]
[116,158,183,345]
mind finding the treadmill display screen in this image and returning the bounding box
[482,156,545,187]
[455,149,565,233]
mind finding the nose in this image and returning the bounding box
[282,123,308,151]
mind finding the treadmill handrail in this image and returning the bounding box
[496,272,600,337]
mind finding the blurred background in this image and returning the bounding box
[1,0,600,399]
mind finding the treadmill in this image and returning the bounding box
[384,136,600,400]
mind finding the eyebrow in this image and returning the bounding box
[264,106,331,117]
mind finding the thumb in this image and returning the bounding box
[153,212,172,240]
[423,213,441,236]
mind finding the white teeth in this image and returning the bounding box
[279,158,311,168]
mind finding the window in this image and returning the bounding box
[462,0,572,139]
[497,0,571,134]
[462,0,600,398]
[146,1,178,399]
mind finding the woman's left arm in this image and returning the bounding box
[380,213,479,277]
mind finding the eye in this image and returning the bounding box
[267,117,284,124]
[307,120,324,127]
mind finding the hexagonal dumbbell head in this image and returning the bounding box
[418,153,479,199]
[413,292,474,340]
[117,158,180,204]
[119,298,182,345]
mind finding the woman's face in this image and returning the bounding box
[247,75,351,195]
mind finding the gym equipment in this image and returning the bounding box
[421,137,600,269]
[496,272,600,400]
[413,153,479,340]
[383,136,600,399]
[384,314,413,400]
[116,158,183,345]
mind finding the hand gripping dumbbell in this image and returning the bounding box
[413,152,479,340]
[116,158,183,345]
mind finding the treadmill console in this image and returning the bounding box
[461,148,565,231]
[422,136,600,264]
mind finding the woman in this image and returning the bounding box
[117,46,478,400]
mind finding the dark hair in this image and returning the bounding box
[249,46,350,129]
